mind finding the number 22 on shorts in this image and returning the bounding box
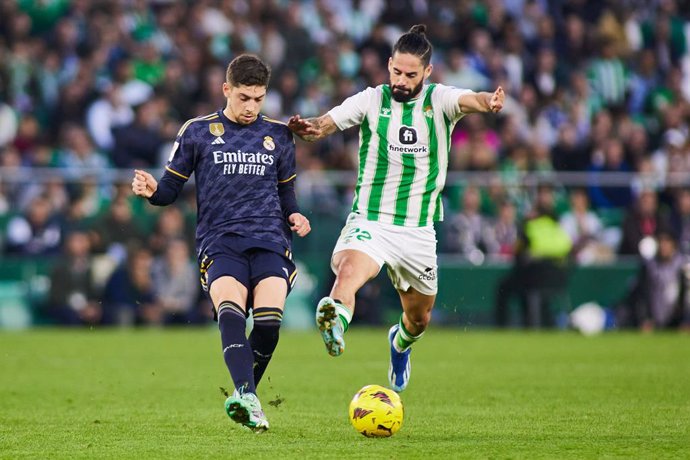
[342,227,372,243]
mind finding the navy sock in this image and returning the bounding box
[218,301,256,395]
[248,307,283,387]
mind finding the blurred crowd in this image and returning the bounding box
[0,0,689,329]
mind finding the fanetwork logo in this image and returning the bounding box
[399,126,417,144]
[351,408,373,420]
[418,267,436,281]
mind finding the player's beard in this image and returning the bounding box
[391,80,424,103]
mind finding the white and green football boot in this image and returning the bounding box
[225,391,269,433]
[315,297,345,357]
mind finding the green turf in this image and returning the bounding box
[1,328,689,459]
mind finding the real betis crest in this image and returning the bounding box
[209,123,225,137]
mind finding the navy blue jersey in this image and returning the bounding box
[159,110,297,256]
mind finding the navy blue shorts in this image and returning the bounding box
[199,235,297,301]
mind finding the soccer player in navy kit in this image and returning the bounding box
[131,54,310,432]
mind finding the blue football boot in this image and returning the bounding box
[388,324,411,392]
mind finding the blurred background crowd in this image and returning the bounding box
[0,0,689,331]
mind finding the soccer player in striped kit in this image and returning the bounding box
[288,25,504,392]
[132,54,310,432]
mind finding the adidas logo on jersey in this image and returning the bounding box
[211,137,225,145]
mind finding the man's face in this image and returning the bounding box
[536,187,555,212]
[223,83,266,124]
[388,52,432,102]
[657,235,677,260]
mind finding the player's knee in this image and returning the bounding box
[334,258,359,282]
[407,310,431,330]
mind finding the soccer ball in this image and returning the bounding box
[348,384,403,437]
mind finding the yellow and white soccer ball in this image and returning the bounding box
[348,384,403,437]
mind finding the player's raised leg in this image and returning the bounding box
[389,288,435,392]
[210,276,269,432]
[317,249,379,356]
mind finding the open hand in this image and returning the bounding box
[287,114,319,138]
[489,86,505,113]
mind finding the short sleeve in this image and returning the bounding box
[433,84,473,123]
[165,124,196,180]
[327,87,377,131]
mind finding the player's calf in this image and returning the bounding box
[249,306,283,386]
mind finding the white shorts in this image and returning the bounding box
[331,212,438,295]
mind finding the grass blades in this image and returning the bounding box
[1,328,688,459]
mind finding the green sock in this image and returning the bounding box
[395,315,424,351]
[332,299,352,332]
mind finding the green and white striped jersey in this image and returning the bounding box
[328,83,471,227]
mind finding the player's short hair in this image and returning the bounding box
[226,54,271,87]
[392,24,433,67]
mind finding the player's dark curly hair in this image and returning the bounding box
[392,24,433,66]
[226,54,271,87]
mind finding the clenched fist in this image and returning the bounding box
[288,213,311,237]
[132,169,158,198]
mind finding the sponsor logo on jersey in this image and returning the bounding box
[399,126,417,144]
[211,137,225,145]
[380,107,391,118]
[213,150,275,176]
[263,135,275,151]
[388,144,428,154]
[209,123,225,137]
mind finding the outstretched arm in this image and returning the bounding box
[287,114,338,142]
[459,86,505,114]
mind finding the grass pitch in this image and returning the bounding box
[1,328,688,459]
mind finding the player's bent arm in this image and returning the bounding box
[458,86,505,114]
[278,179,300,218]
[148,171,186,206]
[288,212,311,237]
[289,114,338,142]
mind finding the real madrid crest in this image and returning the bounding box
[209,123,225,137]
[263,136,275,151]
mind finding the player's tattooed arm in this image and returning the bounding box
[287,114,338,142]
[459,86,505,114]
